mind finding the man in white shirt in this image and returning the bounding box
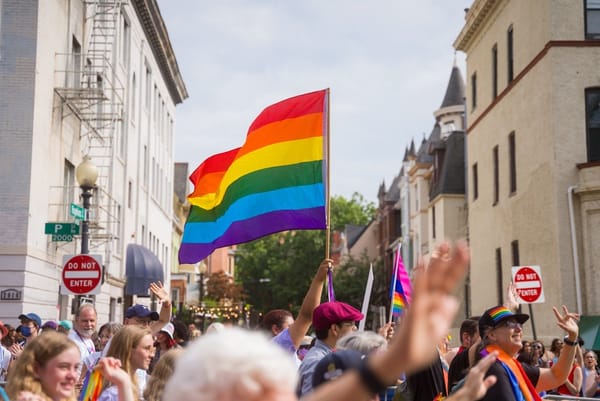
[69,303,97,364]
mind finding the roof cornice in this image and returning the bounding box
[453,0,505,52]
[132,0,188,104]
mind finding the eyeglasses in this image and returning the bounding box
[532,344,542,349]
[499,320,522,329]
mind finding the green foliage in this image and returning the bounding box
[236,192,376,316]
[334,254,388,314]
[330,192,376,231]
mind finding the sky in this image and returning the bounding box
[157,1,469,204]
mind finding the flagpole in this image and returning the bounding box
[388,243,401,323]
[325,88,331,259]
[358,264,374,331]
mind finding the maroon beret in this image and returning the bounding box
[312,301,364,330]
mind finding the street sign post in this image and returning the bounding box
[70,203,86,220]
[61,254,103,295]
[45,222,80,242]
[512,265,545,304]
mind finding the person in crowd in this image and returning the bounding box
[530,340,549,368]
[269,259,335,356]
[99,325,154,401]
[476,304,579,401]
[297,335,315,362]
[5,331,134,401]
[84,322,123,371]
[143,349,183,401]
[0,320,10,382]
[187,323,201,340]
[448,317,480,390]
[123,282,171,336]
[162,240,502,401]
[205,322,226,334]
[555,343,582,396]
[149,323,179,374]
[336,330,388,355]
[69,303,98,366]
[58,320,73,335]
[8,312,42,362]
[297,301,363,396]
[519,340,532,358]
[549,337,564,366]
[41,321,58,333]
[170,320,190,347]
[583,349,600,397]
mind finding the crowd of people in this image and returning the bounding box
[0,241,597,401]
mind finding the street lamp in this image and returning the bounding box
[75,156,98,255]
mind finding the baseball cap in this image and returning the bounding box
[160,322,175,340]
[59,320,73,330]
[478,306,529,337]
[312,301,364,331]
[42,320,58,330]
[125,304,159,320]
[312,350,364,388]
[18,312,42,328]
[0,320,8,337]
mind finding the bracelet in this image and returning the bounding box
[563,336,577,346]
[357,358,389,394]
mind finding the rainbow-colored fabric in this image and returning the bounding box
[487,306,515,324]
[179,90,328,264]
[78,368,103,401]
[391,245,412,317]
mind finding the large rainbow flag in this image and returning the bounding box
[390,244,412,317]
[179,90,329,264]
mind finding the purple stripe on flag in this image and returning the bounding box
[179,207,326,264]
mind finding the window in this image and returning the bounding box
[508,132,517,194]
[71,37,81,88]
[432,205,436,239]
[492,44,498,98]
[585,0,600,39]
[507,26,514,83]
[471,72,477,110]
[496,248,503,304]
[145,64,151,110]
[511,240,520,266]
[472,163,478,200]
[585,88,600,162]
[131,73,136,122]
[121,15,130,68]
[493,146,499,205]
[128,180,133,208]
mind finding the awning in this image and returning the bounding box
[125,244,164,295]
[579,315,600,350]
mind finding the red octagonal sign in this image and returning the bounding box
[61,254,102,295]
[513,265,544,304]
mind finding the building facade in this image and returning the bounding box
[455,0,600,340]
[0,0,187,325]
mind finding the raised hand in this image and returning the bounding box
[552,305,579,338]
[149,281,170,303]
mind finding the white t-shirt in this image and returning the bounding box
[0,345,10,381]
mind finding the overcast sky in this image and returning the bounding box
[157,1,469,204]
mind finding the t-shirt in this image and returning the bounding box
[480,360,540,401]
[448,347,470,391]
[405,356,447,401]
[272,327,296,353]
[297,340,332,396]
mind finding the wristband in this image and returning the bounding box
[357,358,389,394]
[563,336,577,346]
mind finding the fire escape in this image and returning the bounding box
[53,0,126,262]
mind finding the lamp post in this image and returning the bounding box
[73,156,98,310]
[75,156,98,255]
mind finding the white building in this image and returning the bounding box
[0,0,187,325]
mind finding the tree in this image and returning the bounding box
[235,192,376,315]
[206,271,244,303]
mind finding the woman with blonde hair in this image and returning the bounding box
[6,332,133,401]
[98,325,154,401]
[143,348,183,401]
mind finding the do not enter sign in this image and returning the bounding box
[61,254,103,295]
[512,265,545,304]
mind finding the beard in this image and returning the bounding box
[78,328,95,338]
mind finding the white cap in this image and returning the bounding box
[160,322,175,340]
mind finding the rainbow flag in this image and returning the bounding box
[78,368,103,401]
[391,244,412,317]
[179,90,329,264]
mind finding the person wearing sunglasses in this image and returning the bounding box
[476,305,579,401]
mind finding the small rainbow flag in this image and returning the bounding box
[179,90,329,264]
[390,244,412,317]
[78,368,103,401]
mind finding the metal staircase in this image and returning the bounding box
[53,0,127,258]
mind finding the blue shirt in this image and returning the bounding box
[298,339,333,396]
[272,327,296,354]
